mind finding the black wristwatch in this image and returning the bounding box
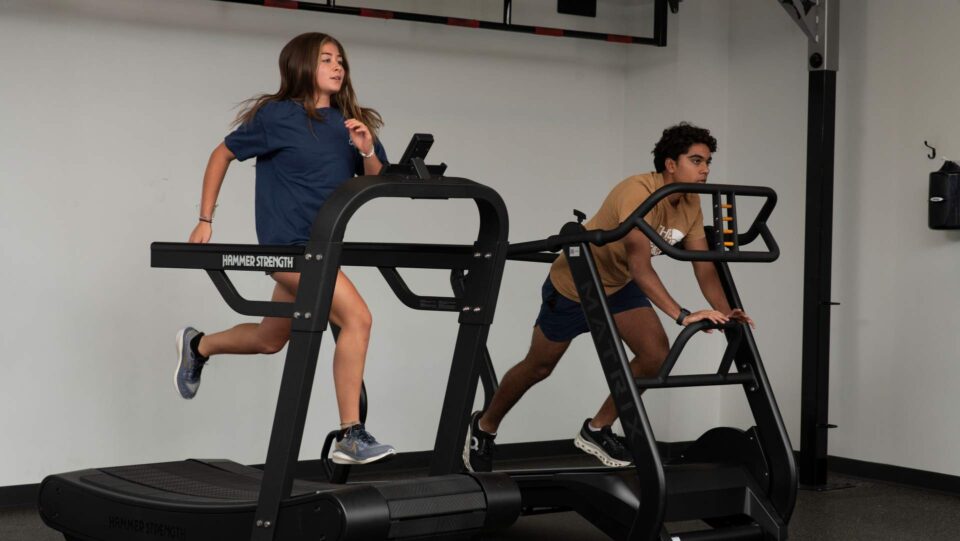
[675,308,691,326]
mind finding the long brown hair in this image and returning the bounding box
[234,32,383,136]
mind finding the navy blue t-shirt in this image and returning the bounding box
[224,100,388,245]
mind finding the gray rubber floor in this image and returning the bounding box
[5,472,959,540]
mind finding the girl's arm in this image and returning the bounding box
[344,119,383,175]
[189,141,236,243]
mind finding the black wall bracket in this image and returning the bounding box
[778,0,839,71]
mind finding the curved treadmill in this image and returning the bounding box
[39,157,520,541]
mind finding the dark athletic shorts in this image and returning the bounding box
[535,277,652,343]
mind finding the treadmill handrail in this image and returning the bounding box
[151,241,491,317]
[508,182,779,262]
[152,241,486,271]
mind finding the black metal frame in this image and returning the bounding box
[561,226,664,541]
[500,182,797,540]
[509,182,779,262]
[117,174,796,541]
[152,172,509,540]
[210,0,669,46]
[799,68,837,489]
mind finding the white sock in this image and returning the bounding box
[588,420,604,432]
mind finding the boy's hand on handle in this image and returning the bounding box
[344,119,374,155]
[727,308,755,329]
[681,309,729,333]
[189,221,212,244]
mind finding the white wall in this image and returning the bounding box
[719,0,809,449]
[828,0,960,475]
[4,0,959,489]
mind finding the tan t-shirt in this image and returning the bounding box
[549,172,706,301]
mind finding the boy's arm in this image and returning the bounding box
[686,235,755,327]
[624,230,728,327]
[686,236,732,313]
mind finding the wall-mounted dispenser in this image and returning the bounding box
[929,160,960,230]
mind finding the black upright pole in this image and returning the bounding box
[799,68,837,488]
[777,0,840,490]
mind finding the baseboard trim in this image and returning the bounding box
[0,484,38,510]
[6,445,959,508]
[827,455,960,494]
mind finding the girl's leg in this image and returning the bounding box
[194,269,372,427]
[323,270,394,465]
[196,272,299,357]
[176,273,298,399]
[325,270,372,427]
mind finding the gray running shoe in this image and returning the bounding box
[175,327,206,399]
[331,424,396,465]
[573,419,632,467]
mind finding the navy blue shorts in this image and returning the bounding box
[535,277,652,343]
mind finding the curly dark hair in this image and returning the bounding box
[652,122,717,173]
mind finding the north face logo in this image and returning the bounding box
[651,226,684,256]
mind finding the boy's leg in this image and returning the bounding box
[478,326,571,434]
[589,306,669,427]
[571,306,667,466]
[463,325,570,471]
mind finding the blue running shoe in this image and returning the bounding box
[175,327,206,399]
[331,424,396,465]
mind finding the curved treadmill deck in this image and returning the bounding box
[39,459,519,541]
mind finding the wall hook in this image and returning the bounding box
[924,141,937,160]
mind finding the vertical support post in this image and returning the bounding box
[562,222,665,541]
[653,0,668,46]
[712,249,798,521]
[428,325,493,475]
[799,68,837,487]
[430,215,508,475]
[250,244,340,541]
[798,0,839,489]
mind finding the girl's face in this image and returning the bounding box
[315,41,345,99]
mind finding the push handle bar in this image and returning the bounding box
[633,320,752,391]
[509,183,779,262]
[659,320,742,380]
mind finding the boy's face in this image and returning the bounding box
[665,143,712,184]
